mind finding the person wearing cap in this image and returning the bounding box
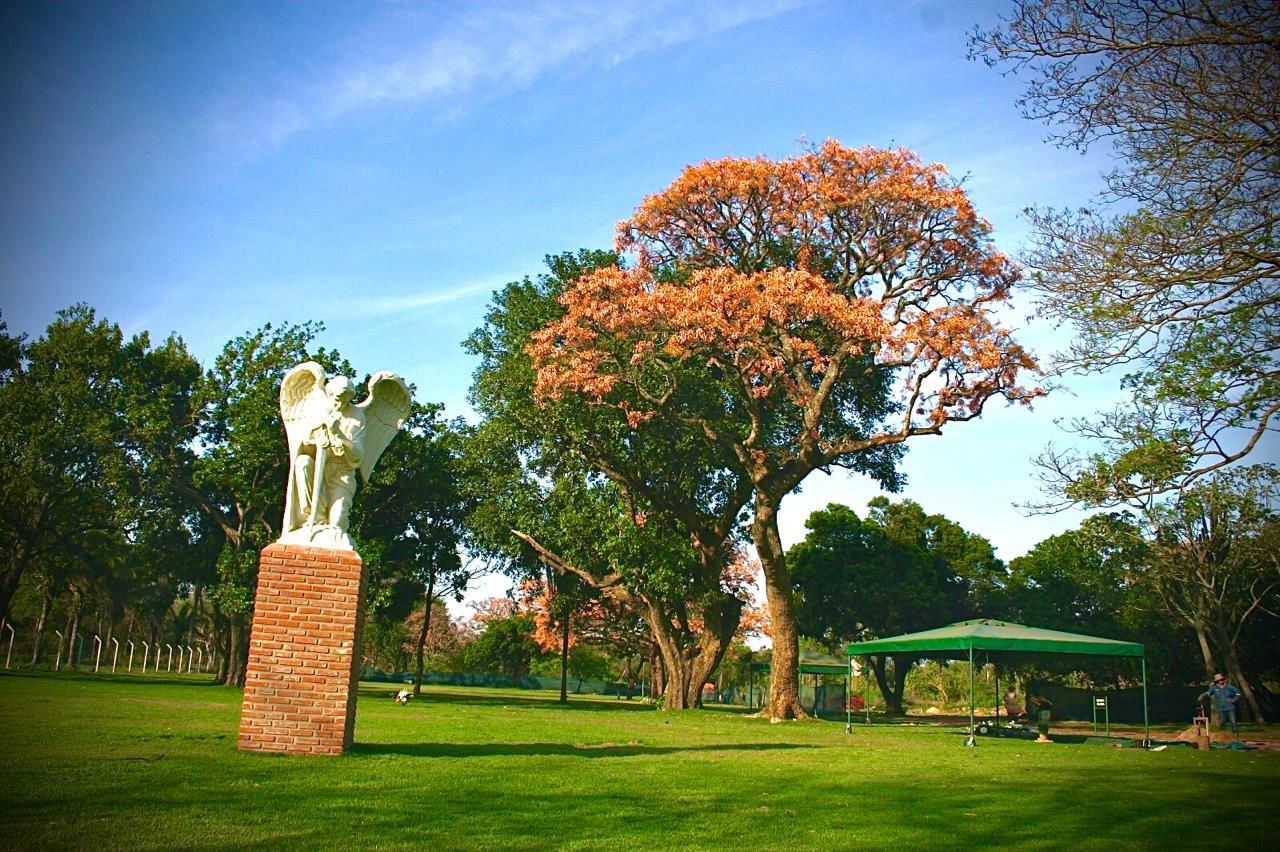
[1199,674,1242,735]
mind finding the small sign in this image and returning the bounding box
[1095,697,1107,708]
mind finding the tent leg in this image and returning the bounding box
[864,656,872,725]
[966,646,976,747]
[845,674,851,734]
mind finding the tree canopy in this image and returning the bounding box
[529,141,1040,719]
[0,306,203,628]
[971,0,1280,506]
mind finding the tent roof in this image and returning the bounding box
[751,650,848,675]
[845,619,1144,659]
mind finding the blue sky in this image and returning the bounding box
[3,1,1130,606]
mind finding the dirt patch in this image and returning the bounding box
[1164,726,1280,752]
[1172,726,1236,745]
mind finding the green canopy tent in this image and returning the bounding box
[845,619,1148,746]
[750,650,849,716]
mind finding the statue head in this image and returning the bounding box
[325,375,355,404]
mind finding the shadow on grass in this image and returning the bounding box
[360,685,664,714]
[349,741,817,758]
[1,669,221,688]
[361,686,763,717]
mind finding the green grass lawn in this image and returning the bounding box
[2,671,1278,850]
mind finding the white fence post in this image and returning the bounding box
[185,646,194,673]
[128,640,135,672]
[55,630,64,670]
[3,622,14,670]
[93,636,103,672]
[165,644,173,672]
[111,637,120,672]
[154,644,161,670]
[141,641,150,673]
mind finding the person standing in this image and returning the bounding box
[1199,674,1242,736]
[1003,685,1024,720]
[1027,681,1054,742]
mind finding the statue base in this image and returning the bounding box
[278,523,356,550]
[238,543,367,755]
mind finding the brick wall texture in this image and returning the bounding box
[238,543,367,756]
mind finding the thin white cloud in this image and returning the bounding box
[206,0,816,158]
[347,279,498,316]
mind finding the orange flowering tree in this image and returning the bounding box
[529,141,1042,720]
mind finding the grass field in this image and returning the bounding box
[2,671,1278,850]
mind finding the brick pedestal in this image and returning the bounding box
[238,543,367,755]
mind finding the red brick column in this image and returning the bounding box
[238,543,367,755]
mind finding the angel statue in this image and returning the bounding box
[278,362,412,549]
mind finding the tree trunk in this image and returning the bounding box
[413,574,437,697]
[188,584,203,647]
[650,649,664,702]
[638,591,740,710]
[222,612,248,687]
[0,542,32,626]
[508,528,740,712]
[67,587,82,669]
[1209,620,1267,724]
[60,606,74,669]
[871,654,912,715]
[654,643,696,709]
[1191,614,1217,679]
[212,605,229,682]
[559,609,570,704]
[30,584,53,666]
[751,494,807,721]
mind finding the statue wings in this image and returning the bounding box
[279,361,330,461]
[354,371,412,481]
[279,362,411,481]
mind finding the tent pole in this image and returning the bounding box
[844,673,851,733]
[1142,656,1150,748]
[845,652,853,734]
[967,646,976,747]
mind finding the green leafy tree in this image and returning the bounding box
[463,613,543,686]
[465,251,753,710]
[865,497,1006,619]
[1000,515,1199,685]
[0,306,201,632]
[1140,467,1280,721]
[1002,517,1139,638]
[789,503,931,715]
[971,1,1279,504]
[354,403,478,696]
[566,643,612,694]
[790,501,994,714]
